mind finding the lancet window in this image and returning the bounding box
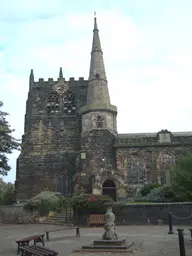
[95,115,104,128]
[156,152,176,185]
[56,175,71,195]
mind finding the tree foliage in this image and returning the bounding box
[171,154,192,201]
[140,183,161,197]
[0,101,20,175]
[0,178,15,205]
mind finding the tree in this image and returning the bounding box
[171,154,192,201]
[0,178,15,205]
[0,101,20,175]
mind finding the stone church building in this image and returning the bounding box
[15,17,192,201]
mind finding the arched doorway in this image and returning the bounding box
[102,179,116,201]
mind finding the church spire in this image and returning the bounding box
[89,16,107,81]
[80,16,117,135]
[59,67,63,78]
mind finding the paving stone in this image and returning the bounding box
[0,224,191,256]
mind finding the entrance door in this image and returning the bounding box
[102,179,116,201]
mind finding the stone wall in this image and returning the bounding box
[113,203,192,225]
[80,129,117,194]
[115,145,192,197]
[0,205,38,224]
[16,77,88,200]
[75,203,192,226]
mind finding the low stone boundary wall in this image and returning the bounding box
[113,203,192,225]
[75,203,192,226]
[0,204,38,224]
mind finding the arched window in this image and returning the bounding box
[96,115,104,128]
[47,93,59,103]
[63,92,76,114]
[63,176,71,195]
[46,92,60,114]
[127,155,146,185]
[56,175,71,195]
[56,175,63,194]
[156,152,176,185]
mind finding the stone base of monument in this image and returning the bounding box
[73,204,141,254]
[73,238,139,253]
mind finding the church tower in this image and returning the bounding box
[79,17,118,198]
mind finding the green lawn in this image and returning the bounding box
[114,200,169,205]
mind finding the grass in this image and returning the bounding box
[114,201,157,205]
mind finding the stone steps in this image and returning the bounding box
[40,209,74,225]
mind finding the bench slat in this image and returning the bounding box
[20,246,45,256]
[87,214,105,225]
[31,245,58,254]
[16,234,45,243]
[45,227,77,233]
[26,248,49,256]
[45,226,80,240]
[16,234,45,254]
[20,245,58,256]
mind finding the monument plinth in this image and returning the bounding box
[73,203,139,253]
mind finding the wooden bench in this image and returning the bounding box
[87,214,105,226]
[15,234,45,254]
[20,245,58,256]
[45,226,80,241]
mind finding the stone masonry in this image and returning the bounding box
[15,17,192,201]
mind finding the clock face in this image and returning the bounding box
[53,80,69,95]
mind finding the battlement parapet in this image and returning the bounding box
[48,78,54,83]
[32,77,88,87]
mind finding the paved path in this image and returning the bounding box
[0,224,192,255]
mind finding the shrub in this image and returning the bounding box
[139,186,182,203]
[142,187,164,202]
[24,191,71,216]
[140,183,161,197]
[71,193,113,214]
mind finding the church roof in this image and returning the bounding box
[118,131,192,138]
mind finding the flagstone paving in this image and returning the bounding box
[0,224,192,255]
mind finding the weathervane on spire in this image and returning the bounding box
[94,11,96,17]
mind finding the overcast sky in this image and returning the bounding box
[1,0,192,183]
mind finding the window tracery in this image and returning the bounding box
[46,92,60,114]
[95,115,104,128]
[56,175,71,195]
[127,155,146,185]
[63,92,76,114]
[156,152,176,185]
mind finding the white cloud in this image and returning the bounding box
[1,5,192,182]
